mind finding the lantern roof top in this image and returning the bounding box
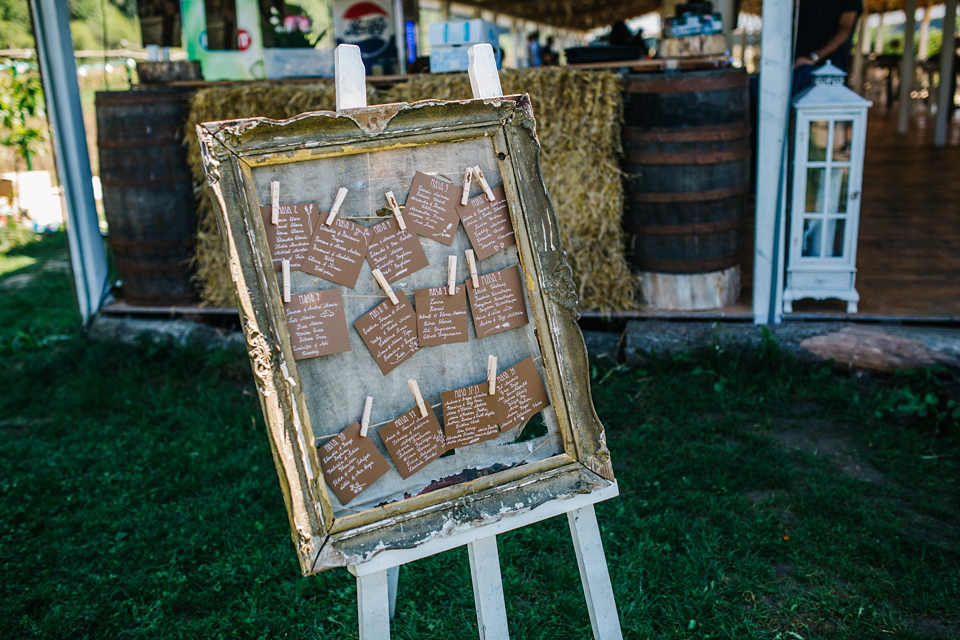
[793,62,873,109]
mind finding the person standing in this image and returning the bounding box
[793,0,863,92]
[527,31,542,67]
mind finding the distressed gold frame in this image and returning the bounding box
[197,95,615,575]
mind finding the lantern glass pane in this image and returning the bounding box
[826,218,846,257]
[808,120,828,161]
[828,167,849,213]
[833,120,853,162]
[802,218,822,257]
[805,168,825,212]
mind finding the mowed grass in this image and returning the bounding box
[1,230,958,639]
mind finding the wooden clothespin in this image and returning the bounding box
[487,355,497,395]
[359,395,373,437]
[447,255,457,295]
[326,187,348,226]
[465,249,480,289]
[371,268,399,305]
[385,191,406,231]
[270,181,280,224]
[473,166,495,202]
[408,379,427,418]
[282,259,291,303]
[460,166,473,205]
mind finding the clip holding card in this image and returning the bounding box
[487,355,497,395]
[447,255,457,295]
[465,249,480,289]
[385,191,406,231]
[360,396,373,437]
[282,259,291,303]
[371,268,399,305]
[408,379,428,418]
[473,166,496,202]
[460,166,473,205]
[326,187,348,226]
[270,181,280,224]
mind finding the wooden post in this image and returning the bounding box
[897,0,918,134]
[568,505,623,640]
[935,0,958,147]
[919,5,932,61]
[356,569,391,639]
[469,44,503,99]
[335,45,366,111]
[468,536,510,639]
[752,0,793,324]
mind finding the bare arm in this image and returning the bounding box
[795,11,859,68]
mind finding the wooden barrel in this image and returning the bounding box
[96,88,198,306]
[622,68,750,310]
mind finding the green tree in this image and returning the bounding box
[0,66,46,171]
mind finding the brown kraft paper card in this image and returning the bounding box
[284,288,351,360]
[302,216,369,288]
[441,382,503,449]
[259,202,320,270]
[414,285,469,346]
[319,420,391,504]
[456,185,515,260]
[466,264,529,339]
[354,290,420,375]
[366,217,429,284]
[378,403,446,479]
[497,357,551,431]
[403,172,460,245]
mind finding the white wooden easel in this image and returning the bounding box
[334,43,624,640]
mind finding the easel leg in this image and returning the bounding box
[356,569,391,640]
[387,565,399,619]
[467,535,510,640]
[568,505,623,640]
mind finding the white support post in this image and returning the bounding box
[355,569,392,640]
[29,0,109,327]
[919,5,932,61]
[467,536,510,640]
[469,44,503,99]
[568,505,623,640]
[852,8,868,94]
[897,0,918,134]
[335,44,367,111]
[874,12,886,55]
[392,0,407,74]
[935,0,958,147]
[752,0,793,324]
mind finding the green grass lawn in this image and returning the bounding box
[1,229,958,639]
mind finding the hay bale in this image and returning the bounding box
[187,70,636,313]
[385,69,635,313]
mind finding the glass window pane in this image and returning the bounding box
[805,167,825,212]
[832,120,853,162]
[828,167,849,213]
[802,218,822,257]
[808,120,828,161]
[826,218,846,257]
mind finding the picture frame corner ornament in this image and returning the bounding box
[544,250,579,319]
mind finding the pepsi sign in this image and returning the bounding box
[334,0,396,61]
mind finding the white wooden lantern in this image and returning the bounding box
[783,62,871,314]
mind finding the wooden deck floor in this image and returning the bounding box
[613,105,960,323]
